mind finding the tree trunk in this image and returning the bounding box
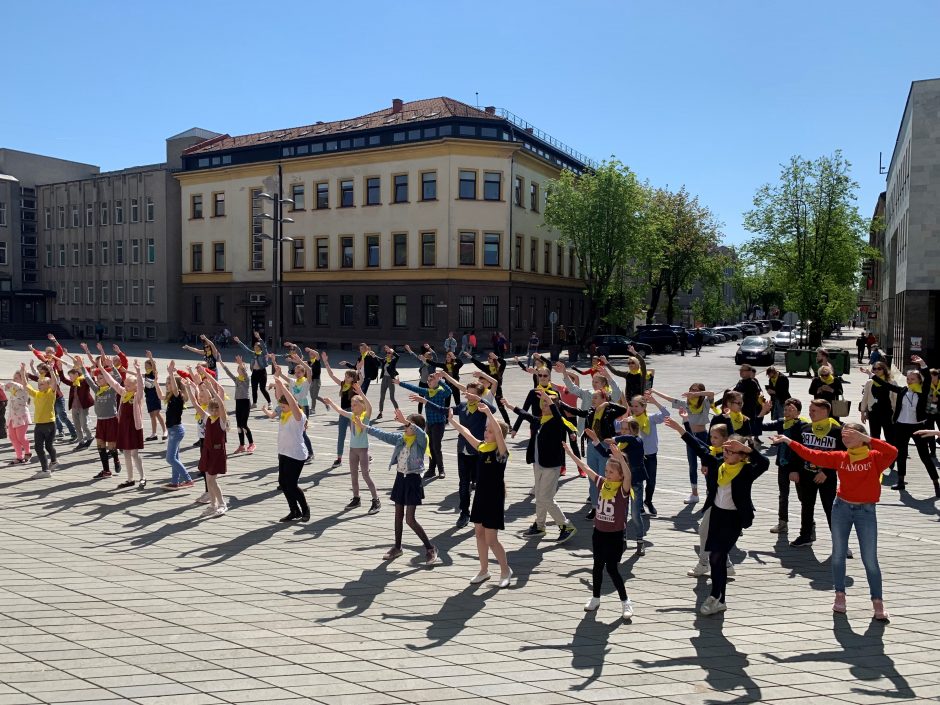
[665,295,676,324]
[647,285,663,324]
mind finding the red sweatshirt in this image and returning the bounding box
[788,438,898,504]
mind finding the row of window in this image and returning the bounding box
[69,323,158,341]
[56,280,156,306]
[0,202,6,227]
[42,197,156,229]
[43,239,156,267]
[0,241,6,265]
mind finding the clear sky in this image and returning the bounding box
[4,1,938,245]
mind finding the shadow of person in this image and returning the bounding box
[747,533,845,592]
[765,614,915,699]
[519,609,622,691]
[895,490,940,519]
[668,502,701,534]
[383,584,493,651]
[176,523,294,568]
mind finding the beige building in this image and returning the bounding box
[176,97,591,350]
[38,129,219,341]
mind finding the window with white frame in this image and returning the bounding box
[86,243,94,266]
[146,280,155,305]
[0,202,6,226]
[72,244,79,266]
[146,326,156,340]
[115,281,124,304]
[147,238,155,263]
[114,201,124,224]
[130,280,140,304]
[45,244,53,267]
[72,286,80,304]
[101,282,109,304]
[85,204,94,226]
[86,284,95,304]
[57,285,65,305]
[130,198,139,222]
[44,207,51,229]
[100,202,109,225]
[131,239,140,263]
[58,245,66,266]
[115,239,124,264]
[68,206,76,227]
[145,197,155,222]
[0,241,6,265]
[101,241,109,265]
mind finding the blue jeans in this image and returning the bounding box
[586,443,605,507]
[627,481,645,541]
[166,425,191,485]
[686,431,708,487]
[54,396,76,436]
[830,497,882,599]
[336,415,350,457]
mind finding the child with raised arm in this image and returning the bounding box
[142,351,167,442]
[233,331,270,406]
[99,360,146,489]
[564,440,635,619]
[449,404,512,587]
[3,370,31,464]
[399,371,451,479]
[162,361,193,490]
[16,363,56,475]
[365,409,437,564]
[182,334,220,378]
[323,382,381,515]
[57,357,94,450]
[629,391,671,517]
[219,356,255,454]
[261,377,310,522]
[651,384,716,505]
[195,375,229,517]
[321,352,360,468]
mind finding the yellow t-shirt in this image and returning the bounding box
[28,387,56,424]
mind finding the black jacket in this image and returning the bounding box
[559,401,628,441]
[512,403,566,467]
[378,352,400,379]
[888,382,929,424]
[734,377,762,418]
[760,418,805,470]
[808,375,844,403]
[765,374,790,404]
[343,354,380,381]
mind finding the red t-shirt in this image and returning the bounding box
[593,477,629,532]
[788,438,898,503]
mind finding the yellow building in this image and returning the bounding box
[176,97,591,350]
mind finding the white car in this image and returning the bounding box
[773,330,796,349]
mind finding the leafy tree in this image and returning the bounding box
[692,248,735,325]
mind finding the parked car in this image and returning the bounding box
[588,335,652,358]
[714,326,743,341]
[669,325,689,349]
[633,324,680,353]
[754,320,771,333]
[738,322,761,336]
[735,336,776,365]
[768,319,784,331]
[698,327,723,345]
[772,330,796,350]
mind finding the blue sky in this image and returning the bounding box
[4,1,938,245]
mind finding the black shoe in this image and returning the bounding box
[345,496,361,510]
[890,482,906,491]
[644,501,658,517]
[331,457,343,468]
[279,513,300,522]
[374,414,383,420]
[438,471,445,478]
[145,435,158,442]
[423,469,435,480]
[790,535,814,547]
[470,481,476,491]
[636,541,646,556]
[585,508,597,520]
[455,513,470,529]
[299,511,310,523]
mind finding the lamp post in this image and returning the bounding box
[254,165,295,349]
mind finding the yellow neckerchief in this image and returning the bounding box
[361,351,368,360]
[341,382,351,392]
[466,401,479,414]
[428,385,442,397]
[709,445,723,457]
[478,441,497,453]
[308,355,318,365]
[208,415,219,423]
[540,414,553,424]
[711,403,722,414]
[909,382,923,394]
[729,410,746,431]
[811,417,840,438]
[488,363,499,375]
[820,373,835,385]
[783,415,809,430]
[237,372,247,382]
[280,410,293,424]
[767,373,779,388]
[871,374,884,387]
[599,480,623,501]
[351,411,368,434]
[253,346,263,356]
[445,362,455,373]
[120,389,135,403]
[846,446,871,463]
[403,432,431,457]
[688,396,704,413]
[194,403,207,421]
[385,354,393,363]
[718,460,745,486]
[536,383,553,393]
[71,375,84,388]
[635,412,650,435]
[931,381,940,397]
[293,376,307,388]
[96,383,110,397]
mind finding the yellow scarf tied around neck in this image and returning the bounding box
[403,433,431,457]
[428,386,442,397]
[729,411,746,431]
[351,411,368,434]
[811,417,841,438]
[709,445,723,457]
[635,412,650,435]
[120,390,135,404]
[341,382,352,393]
[71,375,84,388]
[488,364,499,375]
[783,415,809,430]
[820,373,835,385]
[478,441,497,453]
[280,410,293,424]
[361,351,368,360]
[687,396,704,413]
[718,460,745,486]
[96,384,110,397]
[599,480,622,501]
[846,446,871,463]
[237,374,246,382]
[909,382,923,394]
[467,401,479,414]
[931,381,940,397]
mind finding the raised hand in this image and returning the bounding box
[768,434,790,445]
[584,428,599,443]
[663,417,684,433]
[723,439,751,454]
[393,408,407,425]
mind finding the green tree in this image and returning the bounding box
[743,152,873,347]
[544,160,651,340]
[691,248,735,325]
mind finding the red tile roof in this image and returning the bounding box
[183,97,501,155]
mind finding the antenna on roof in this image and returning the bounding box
[475,91,479,108]
[878,151,887,175]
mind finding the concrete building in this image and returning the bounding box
[175,97,592,349]
[37,129,220,341]
[882,78,940,365]
[0,150,98,329]
[859,192,885,338]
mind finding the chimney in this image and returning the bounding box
[391,98,403,114]
[484,106,496,115]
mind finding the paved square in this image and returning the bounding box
[1,336,938,704]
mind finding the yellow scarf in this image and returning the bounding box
[351,411,368,434]
[871,375,883,387]
[709,445,723,457]
[385,354,393,362]
[846,446,871,463]
[931,381,940,397]
[688,397,704,413]
[294,376,307,387]
[71,375,84,388]
[208,415,219,423]
[237,374,246,382]
[729,410,746,431]
[489,364,499,375]
[811,417,840,438]
[768,374,779,388]
[428,386,442,397]
[635,412,650,435]
[718,460,744,486]
[711,403,722,414]
[783,415,809,430]
[280,410,293,424]
[341,382,351,392]
[478,441,497,453]
[467,401,479,414]
[120,390,135,403]
[404,433,431,457]
[361,351,368,360]
[909,382,923,394]
[820,373,835,385]
[96,383,110,397]
[599,480,622,501]
[540,414,553,424]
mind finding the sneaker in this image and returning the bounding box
[368,498,381,515]
[299,510,310,523]
[846,549,854,559]
[161,434,168,441]
[438,471,445,478]
[345,496,362,510]
[331,457,343,468]
[684,494,699,505]
[585,508,597,520]
[179,480,194,488]
[833,591,847,614]
[559,466,566,476]
[163,483,183,490]
[622,599,635,619]
[212,505,227,518]
[584,596,601,612]
[200,504,218,518]
[644,501,658,517]
[636,541,646,556]
[700,596,727,616]
[138,479,147,490]
[790,535,814,547]
[425,545,438,566]
[522,523,546,538]
[279,513,300,522]
[688,562,709,577]
[233,445,246,454]
[872,599,890,622]
[195,491,212,504]
[557,524,577,544]
[423,469,436,480]
[48,462,59,473]
[498,570,513,588]
[384,547,403,561]
[116,480,135,489]
[93,469,113,480]
[80,438,94,449]
[770,521,788,534]
[246,443,256,454]
[469,572,491,585]
[374,414,383,421]
[455,513,470,529]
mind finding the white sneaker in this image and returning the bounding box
[48,462,59,473]
[726,562,735,577]
[684,494,699,505]
[769,521,788,534]
[212,505,227,518]
[688,562,709,577]
[195,492,211,504]
[200,504,218,518]
[32,470,49,479]
[700,596,727,616]
[469,572,491,585]
[584,596,601,612]
[622,599,634,619]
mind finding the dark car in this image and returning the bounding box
[588,335,651,358]
[734,335,776,365]
[698,327,723,345]
[669,325,690,349]
[715,325,743,341]
[738,322,761,336]
[634,324,680,353]
[768,319,784,331]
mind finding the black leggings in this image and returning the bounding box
[428,422,445,474]
[893,422,938,482]
[251,369,271,405]
[592,529,627,600]
[235,399,253,446]
[278,454,309,516]
[394,503,431,550]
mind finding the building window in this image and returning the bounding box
[58,245,66,267]
[292,293,304,325]
[459,232,476,266]
[291,184,305,210]
[544,242,551,274]
[366,295,379,327]
[130,198,139,223]
[529,297,535,329]
[483,233,500,267]
[146,326,156,340]
[86,243,94,266]
[65,206,72,228]
[568,298,574,325]
[192,295,202,323]
[394,295,407,327]
[292,238,305,269]
[569,247,576,278]
[421,295,435,328]
[44,244,52,267]
[114,201,124,224]
[145,196,155,221]
[72,286,80,304]
[116,281,124,304]
[147,238,155,263]
[212,192,225,217]
[191,243,203,272]
[316,237,329,269]
[85,204,94,226]
[44,207,52,229]
[393,174,409,204]
[147,280,155,305]
[341,294,354,326]
[513,296,522,329]
[131,239,140,264]
[421,232,436,266]
[113,325,123,339]
[131,280,140,304]
[250,188,264,271]
[101,282,109,304]
[316,181,329,209]
[100,202,109,226]
[515,235,523,270]
[115,240,124,265]
[529,238,537,272]
[72,244,80,266]
[213,243,225,271]
[421,171,437,201]
[514,176,523,206]
[530,182,540,212]
[393,233,407,266]
[544,297,551,325]
[483,172,501,201]
[0,242,7,265]
[483,295,498,329]
[316,294,328,325]
[557,244,563,276]
[459,170,476,199]
[191,194,203,219]
[459,295,474,329]
[366,177,381,205]
[366,235,380,267]
[340,179,354,208]
[0,202,7,227]
[341,236,354,268]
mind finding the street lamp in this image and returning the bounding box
[253,166,295,349]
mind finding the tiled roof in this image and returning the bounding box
[183,97,500,155]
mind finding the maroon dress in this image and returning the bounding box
[115,398,144,450]
[199,416,227,475]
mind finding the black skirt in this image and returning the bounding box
[390,472,424,506]
[705,506,743,553]
[470,462,506,530]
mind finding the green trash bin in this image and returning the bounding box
[809,348,850,377]
[785,348,813,376]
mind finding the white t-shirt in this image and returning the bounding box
[278,414,309,461]
[714,483,737,511]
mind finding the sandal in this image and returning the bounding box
[832,591,847,614]
[872,599,889,622]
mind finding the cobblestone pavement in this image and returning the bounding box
[0,335,938,704]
